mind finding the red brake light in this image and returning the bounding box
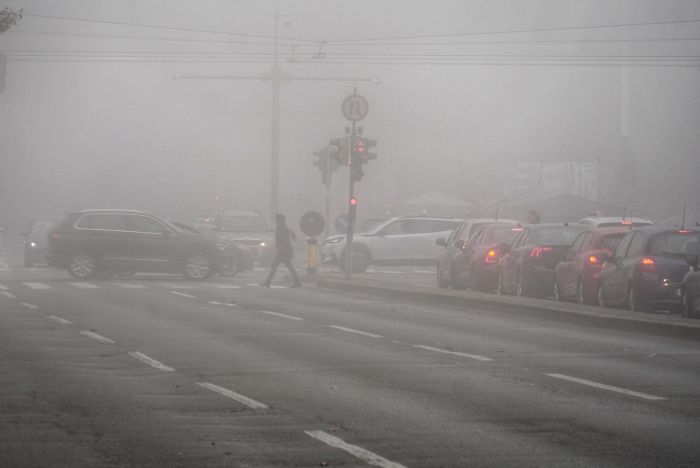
[587,255,600,265]
[621,220,633,225]
[529,246,553,257]
[511,227,524,232]
[678,230,691,234]
[484,248,501,263]
[640,256,656,273]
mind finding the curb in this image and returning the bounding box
[317,278,700,342]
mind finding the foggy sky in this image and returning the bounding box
[1,0,699,230]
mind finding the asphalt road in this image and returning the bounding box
[1,262,699,467]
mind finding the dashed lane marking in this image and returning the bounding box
[128,351,175,372]
[80,330,116,344]
[1,291,16,299]
[414,283,434,288]
[0,284,8,290]
[246,283,287,289]
[20,303,39,310]
[327,325,383,339]
[412,344,494,362]
[112,283,147,289]
[69,282,100,289]
[22,282,52,290]
[197,382,268,409]
[414,270,435,274]
[170,291,196,299]
[305,430,406,468]
[47,315,72,325]
[545,373,668,401]
[208,301,222,305]
[259,310,304,321]
[208,284,242,289]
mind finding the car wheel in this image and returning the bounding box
[67,252,96,280]
[436,264,449,289]
[576,279,586,305]
[219,257,239,277]
[343,245,371,273]
[183,253,213,281]
[627,285,649,312]
[553,281,561,301]
[597,283,607,308]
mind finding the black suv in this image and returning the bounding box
[46,209,235,280]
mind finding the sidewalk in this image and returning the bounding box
[314,276,700,342]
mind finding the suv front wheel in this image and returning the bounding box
[68,252,96,279]
[183,253,213,280]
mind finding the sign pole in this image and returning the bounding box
[344,119,357,279]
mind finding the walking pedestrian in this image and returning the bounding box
[260,214,301,288]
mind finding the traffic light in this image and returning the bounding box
[349,137,377,182]
[313,145,341,186]
[349,196,357,222]
[330,137,350,166]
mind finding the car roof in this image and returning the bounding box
[528,222,586,229]
[629,225,700,235]
[578,216,653,225]
[462,218,519,224]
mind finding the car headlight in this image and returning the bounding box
[259,241,266,247]
[30,241,37,248]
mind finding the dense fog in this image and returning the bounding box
[1,0,699,234]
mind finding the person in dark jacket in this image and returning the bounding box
[260,214,301,288]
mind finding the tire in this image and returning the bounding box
[553,281,561,301]
[436,264,449,289]
[183,253,213,281]
[627,285,649,312]
[597,283,607,308]
[342,245,371,273]
[576,279,586,305]
[219,257,239,277]
[67,252,96,280]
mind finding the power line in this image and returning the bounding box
[22,12,318,43]
[325,18,700,44]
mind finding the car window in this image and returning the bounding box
[484,226,521,244]
[447,223,465,244]
[513,229,529,249]
[532,227,584,245]
[128,215,170,234]
[380,220,410,235]
[580,232,595,250]
[649,231,700,256]
[406,219,460,234]
[470,226,487,244]
[614,232,634,258]
[76,214,128,231]
[626,232,647,258]
[569,232,587,253]
[600,233,625,252]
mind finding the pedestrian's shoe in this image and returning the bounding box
[259,282,270,288]
[290,283,301,288]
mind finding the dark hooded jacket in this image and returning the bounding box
[274,214,295,259]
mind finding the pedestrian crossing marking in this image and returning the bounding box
[0,284,8,290]
[158,283,194,289]
[208,284,241,289]
[112,283,147,289]
[22,282,52,290]
[69,282,100,289]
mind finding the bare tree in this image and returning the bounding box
[0,7,22,34]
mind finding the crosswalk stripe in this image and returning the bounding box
[1,291,16,299]
[112,283,147,289]
[208,284,241,289]
[0,284,8,290]
[22,282,52,290]
[69,282,100,289]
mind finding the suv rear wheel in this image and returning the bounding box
[68,252,96,279]
[183,253,213,280]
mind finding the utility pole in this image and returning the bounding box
[175,11,378,223]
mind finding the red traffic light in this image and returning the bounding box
[350,197,357,206]
[353,140,366,154]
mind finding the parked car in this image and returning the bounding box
[497,223,586,297]
[435,218,519,288]
[596,226,700,312]
[322,217,387,252]
[46,209,235,280]
[438,222,522,290]
[681,254,700,318]
[22,215,63,267]
[170,221,253,276]
[323,217,462,273]
[211,210,274,265]
[578,216,653,228]
[553,226,630,304]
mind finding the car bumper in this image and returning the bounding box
[640,276,683,307]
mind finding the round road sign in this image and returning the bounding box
[341,94,369,122]
[299,211,325,238]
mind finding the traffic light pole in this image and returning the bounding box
[344,121,357,279]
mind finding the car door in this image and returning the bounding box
[438,222,466,272]
[557,231,588,295]
[602,231,635,301]
[123,214,179,272]
[367,219,413,261]
[74,213,131,270]
[462,226,487,280]
[502,228,529,292]
[409,219,461,261]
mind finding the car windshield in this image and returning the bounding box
[220,216,268,232]
[533,227,584,244]
[484,226,520,244]
[649,231,700,256]
[600,233,626,251]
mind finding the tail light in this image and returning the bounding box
[587,255,600,265]
[640,256,656,273]
[529,246,553,257]
[484,248,501,263]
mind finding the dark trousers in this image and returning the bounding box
[263,253,300,286]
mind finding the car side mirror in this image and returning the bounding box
[436,238,446,246]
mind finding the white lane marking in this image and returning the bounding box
[1,291,16,298]
[254,267,266,271]
[414,283,434,288]
[0,284,8,290]
[545,373,668,401]
[158,283,193,289]
[377,270,401,274]
[113,283,147,289]
[129,351,175,372]
[20,303,39,309]
[197,382,268,409]
[170,291,195,298]
[414,270,435,274]
[366,268,377,273]
[0,262,10,271]
[225,302,237,307]
[305,430,406,468]
[327,325,383,339]
[22,282,52,290]
[208,284,241,289]
[270,285,287,289]
[80,330,116,344]
[208,301,222,305]
[259,310,303,321]
[412,344,494,362]
[69,282,100,289]
[47,315,72,325]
